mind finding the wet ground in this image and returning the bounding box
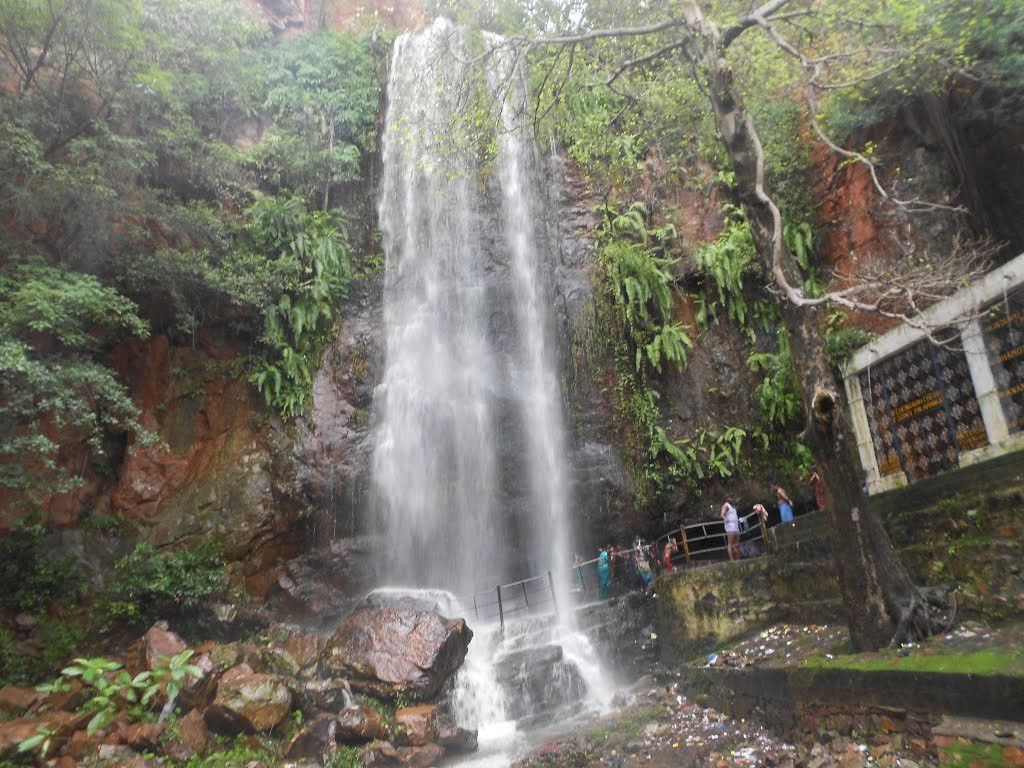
[512,619,1024,768]
[513,677,938,767]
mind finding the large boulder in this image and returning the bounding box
[164,709,209,762]
[320,606,472,701]
[140,622,186,670]
[203,664,293,733]
[294,678,354,714]
[284,713,338,760]
[0,712,87,760]
[0,686,43,715]
[438,724,478,753]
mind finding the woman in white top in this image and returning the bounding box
[721,495,740,561]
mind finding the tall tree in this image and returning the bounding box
[482,0,994,649]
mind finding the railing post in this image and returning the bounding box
[496,585,504,633]
[760,517,770,553]
[521,580,530,609]
[473,593,479,621]
[681,528,691,564]
[547,570,558,614]
[576,564,585,588]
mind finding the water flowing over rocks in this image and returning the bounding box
[371,17,572,591]
[319,604,473,701]
[493,645,586,723]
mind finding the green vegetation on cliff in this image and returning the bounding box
[0,0,385,503]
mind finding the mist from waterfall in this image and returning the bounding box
[372,18,570,601]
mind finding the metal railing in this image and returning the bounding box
[467,571,558,631]
[463,509,777,631]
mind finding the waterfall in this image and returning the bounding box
[371,20,609,761]
[373,18,570,605]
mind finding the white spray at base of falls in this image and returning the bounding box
[370,18,611,762]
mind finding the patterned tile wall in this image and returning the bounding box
[858,337,988,481]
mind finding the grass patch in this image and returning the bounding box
[801,647,1024,676]
[582,704,668,746]
[942,742,1008,767]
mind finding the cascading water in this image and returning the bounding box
[373,16,571,618]
[371,17,610,764]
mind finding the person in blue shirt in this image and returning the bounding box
[771,484,794,523]
[597,548,612,599]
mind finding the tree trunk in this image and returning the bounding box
[685,1,950,650]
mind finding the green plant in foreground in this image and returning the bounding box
[330,745,364,768]
[59,657,155,734]
[153,651,204,721]
[17,725,55,759]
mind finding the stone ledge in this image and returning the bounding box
[678,664,1024,724]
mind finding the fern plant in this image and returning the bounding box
[244,196,353,418]
[696,205,757,327]
[598,202,691,376]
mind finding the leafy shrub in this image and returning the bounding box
[107,541,225,626]
[242,197,354,418]
[0,517,79,612]
[825,311,875,367]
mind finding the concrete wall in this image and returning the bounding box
[656,451,1024,663]
[656,528,842,664]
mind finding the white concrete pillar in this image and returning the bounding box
[961,317,1011,445]
[843,371,881,485]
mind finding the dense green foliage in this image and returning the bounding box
[0,0,383,504]
[242,197,354,417]
[106,540,226,626]
[0,517,79,611]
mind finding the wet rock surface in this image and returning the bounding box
[320,605,473,701]
[494,644,587,722]
[204,663,294,733]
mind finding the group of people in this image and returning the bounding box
[587,468,828,595]
[719,484,789,562]
[594,536,673,599]
[720,469,826,561]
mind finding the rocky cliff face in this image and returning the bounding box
[12,5,1016,611]
[246,0,425,35]
[292,274,384,545]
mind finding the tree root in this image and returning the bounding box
[888,583,958,647]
